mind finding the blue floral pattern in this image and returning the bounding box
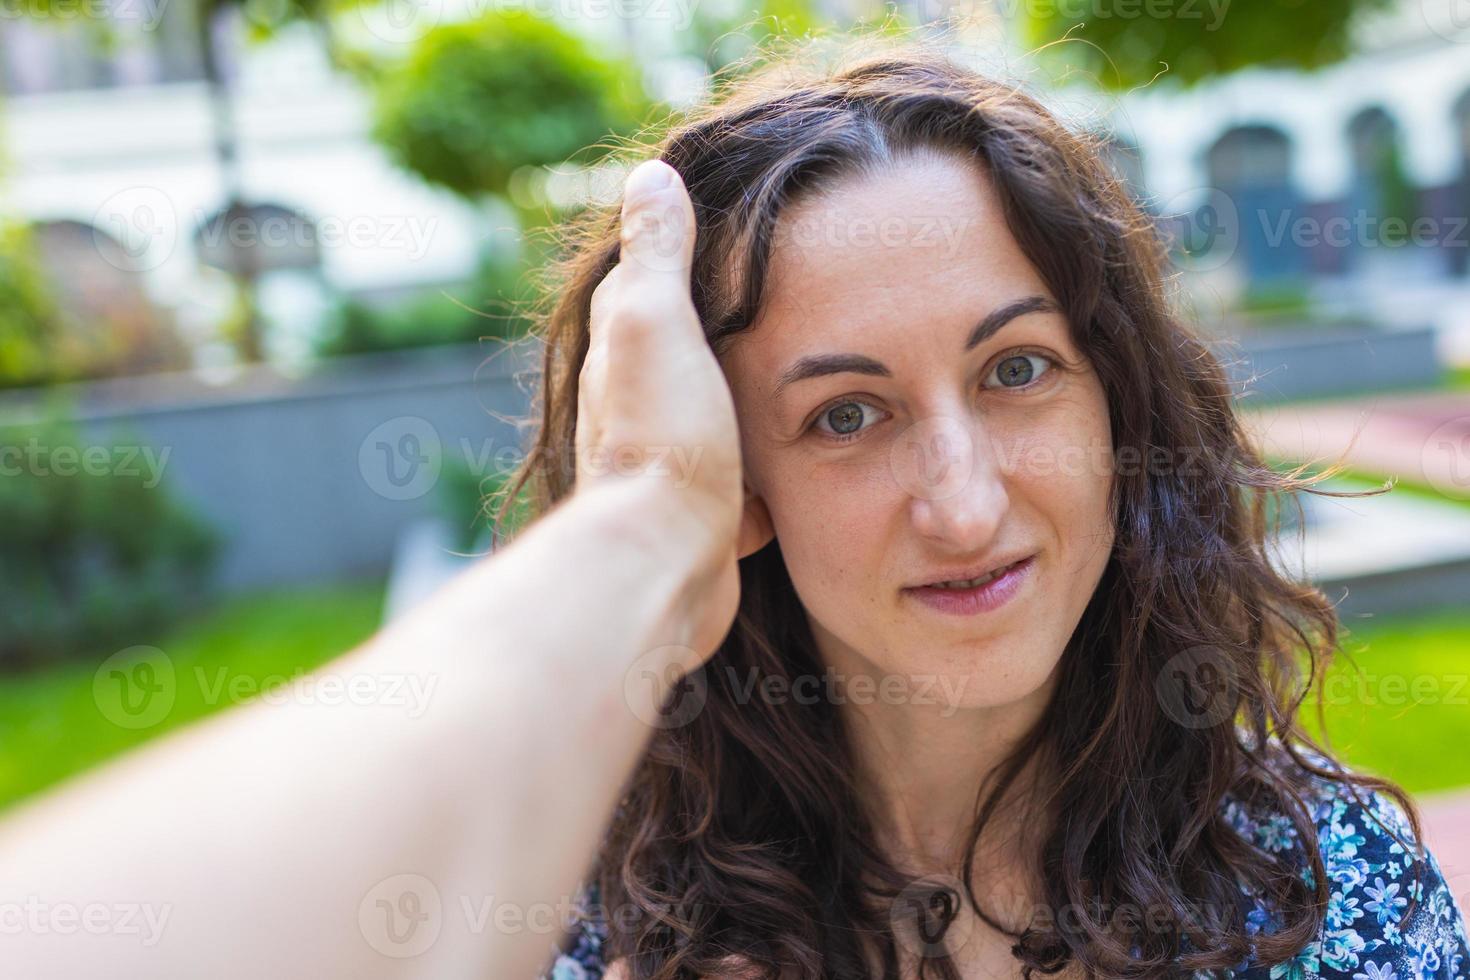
[1216,763,1469,980]
[544,886,604,980]
[540,761,1468,979]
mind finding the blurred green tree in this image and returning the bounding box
[0,224,60,389]
[686,0,830,74]
[1020,0,1399,89]
[1370,138,1421,246]
[0,411,219,671]
[678,0,919,80]
[359,11,654,355]
[369,11,650,209]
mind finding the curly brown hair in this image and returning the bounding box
[492,30,1421,980]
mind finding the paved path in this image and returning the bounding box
[1423,790,1470,912]
[1242,391,1470,500]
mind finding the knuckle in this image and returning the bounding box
[579,345,605,384]
[578,339,606,385]
[589,266,624,321]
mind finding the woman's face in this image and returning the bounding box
[720,151,1116,713]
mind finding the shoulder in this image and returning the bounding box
[538,880,609,980]
[1217,746,1470,980]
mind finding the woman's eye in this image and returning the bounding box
[812,400,883,441]
[808,356,1053,442]
[985,353,1052,389]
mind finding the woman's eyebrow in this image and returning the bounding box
[770,294,1058,399]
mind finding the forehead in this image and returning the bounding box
[723,151,1053,375]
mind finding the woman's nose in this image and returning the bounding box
[893,412,1010,550]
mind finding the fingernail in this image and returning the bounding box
[626,160,673,202]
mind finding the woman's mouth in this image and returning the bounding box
[901,555,1036,616]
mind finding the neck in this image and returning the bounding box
[820,635,1060,883]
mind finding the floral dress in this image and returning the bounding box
[541,764,1469,980]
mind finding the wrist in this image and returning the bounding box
[573,479,730,581]
[567,479,732,672]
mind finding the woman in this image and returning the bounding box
[521,37,1470,980]
[0,33,1461,980]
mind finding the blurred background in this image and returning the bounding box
[0,0,1467,887]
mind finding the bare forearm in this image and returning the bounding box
[0,482,707,979]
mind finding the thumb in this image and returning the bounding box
[618,159,697,293]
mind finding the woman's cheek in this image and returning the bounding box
[772,459,891,594]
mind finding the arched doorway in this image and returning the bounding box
[1344,107,1424,277]
[1452,90,1470,278]
[1205,125,1301,284]
[31,219,188,377]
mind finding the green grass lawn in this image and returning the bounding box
[0,576,1463,814]
[1271,477,1470,794]
[0,578,384,812]
[1447,364,1470,393]
[1305,606,1470,796]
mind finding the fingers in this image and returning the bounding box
[576,158,706,492]
[615,159,698,323]
[580,159,699,425]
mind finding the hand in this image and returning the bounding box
[573,159,744,667]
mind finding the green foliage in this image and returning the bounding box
[315,249,537,357]
[0,223,63,389]
[436,453,493,552]
[1235,279,1313,319]
[1021,0,1398,90]
[1370,138,1420,246]
[435,452,535,552]
[371,11,650,200]
[0,579,383,810]
[0,220,191,389]
[687,0,829,72]
[236,0,332,39]
[0,412,220,671]
[684,0,911,77]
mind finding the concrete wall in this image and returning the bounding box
[0,341,541,592]
[1217,325,1442,402]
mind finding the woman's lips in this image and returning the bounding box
[901,555,1036,616]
